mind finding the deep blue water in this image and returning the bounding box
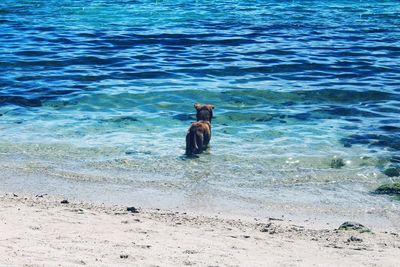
[1,0,400,217]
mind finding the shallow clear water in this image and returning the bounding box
[1,0,400,220]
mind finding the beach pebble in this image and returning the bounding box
[347,236,363,242]
[127,206,139,213]
[259,222,272,232]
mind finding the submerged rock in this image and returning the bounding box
[330,158,345,169]
[383,165,400,177]
[373,183,400,195]
[338,222,370,233]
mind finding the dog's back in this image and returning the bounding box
[185,121,211,156]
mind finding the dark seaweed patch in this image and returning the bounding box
[390,156,400,164]
[173,114,196,121]
[341,134,380,146]
[318,106,381,117]
[282,101,296,106]
[101,116,139,124]
[226,113,274,122]
[0,96,41,107]
[290,113,311,121]
[340,133,400,151]
[340,125,358,130]
[297,89,397,103]
[380,119,400,124]
[371,137,400,151]
[379,125,400,132]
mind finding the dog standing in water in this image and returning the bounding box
[185,103,214,156]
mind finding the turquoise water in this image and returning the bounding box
[1,0,400,219]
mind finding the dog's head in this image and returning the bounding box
[194,103,214,122]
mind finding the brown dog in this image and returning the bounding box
[185,104,214,156]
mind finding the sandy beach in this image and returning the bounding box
[0,192,399,267]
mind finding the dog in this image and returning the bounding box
[185,103,214,156]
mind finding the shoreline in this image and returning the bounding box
[1,192,399,266]
[2,157,400,232]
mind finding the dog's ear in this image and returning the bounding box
[194,103,202,110]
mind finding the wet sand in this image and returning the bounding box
[0,192,399,266]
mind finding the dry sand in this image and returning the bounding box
[0,192,399,267]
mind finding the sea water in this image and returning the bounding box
[1,0,399,222]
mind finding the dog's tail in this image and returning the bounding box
[186,127,198,156]
[192,128,199,151]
